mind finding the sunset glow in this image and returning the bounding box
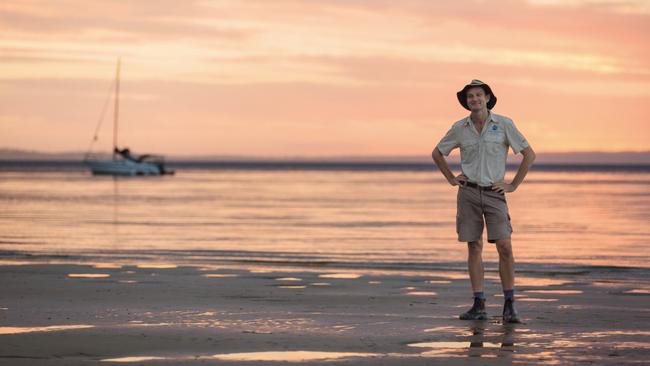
[1,0,649,156]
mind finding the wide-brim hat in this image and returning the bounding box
[456,79,497,111]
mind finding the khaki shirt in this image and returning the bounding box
[436,112,529,187]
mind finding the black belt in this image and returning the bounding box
[461,181,494,191]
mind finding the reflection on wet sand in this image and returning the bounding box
[624,289,650,294]
[0,324,94,334]
[210,351,378,362]
[410,341,503,348]
[577,330,650,337]
[203,273,239,278]
[333,324,357,332]
[425,272,468,280]
[319,273,362,279]
[136,264,177,269]
[92,263,122,269]
[274,277,302,281]
[524,290,582,294]
[423,325,468,334]
[410,323,516,358]
[405,291,437,296]
[67,273,110,278]
[101,356,166,362]
[518,298,559,302]
[409,321,650,364]
[100,351,380,363]
[123,322,173,327]
[516,277,572,287]
[591,281,626,287]
[0,260,36,266]
[591,281,650,295]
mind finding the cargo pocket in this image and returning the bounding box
[456,187,463,234]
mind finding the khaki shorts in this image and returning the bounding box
[456,184,512,243]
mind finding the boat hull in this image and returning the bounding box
[85,159,164,176]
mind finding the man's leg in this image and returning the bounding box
[460,239,487,320]
[482,189,520,323]
[495,239,514,290]
[468,240,484,293]
[457,185,486,320]
[495,238,521,323]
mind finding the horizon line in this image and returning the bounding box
[2,148,650,158]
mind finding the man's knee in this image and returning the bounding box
[467,240,483,256]
[495,239,513,257]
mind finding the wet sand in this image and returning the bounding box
[1,262,649,365]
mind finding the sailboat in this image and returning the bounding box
[84,58,173,176]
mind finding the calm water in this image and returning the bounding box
[1,168,649,269]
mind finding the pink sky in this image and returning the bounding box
[1,0,649,157]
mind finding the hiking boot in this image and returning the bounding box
[502,298,521,323]
[459,297,487,320]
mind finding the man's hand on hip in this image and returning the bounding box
[451,174,468,186]
[492,182,516,194]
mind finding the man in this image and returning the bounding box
[431,79,536,323]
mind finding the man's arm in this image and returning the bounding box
[492,146,536,193]
[432,147,467,186]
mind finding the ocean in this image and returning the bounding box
[1,163,649,273]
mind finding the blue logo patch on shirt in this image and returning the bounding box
[491,125,498,131]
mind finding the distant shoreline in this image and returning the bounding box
[1,148,650,165]
[1,159,650,172]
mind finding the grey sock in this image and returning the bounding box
[503,289,514,301]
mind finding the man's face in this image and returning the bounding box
[466,87,490,112]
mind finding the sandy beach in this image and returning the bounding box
[1,260,649,365]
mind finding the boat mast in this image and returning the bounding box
[112,57,121,160]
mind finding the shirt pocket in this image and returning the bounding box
[459,140,479,162]
[484,131,505,144]
[483,132,506,156]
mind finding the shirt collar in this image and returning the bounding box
[464,111,498,126]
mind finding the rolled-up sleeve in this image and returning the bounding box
[436,126,459,156]
[504,119,529,154]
